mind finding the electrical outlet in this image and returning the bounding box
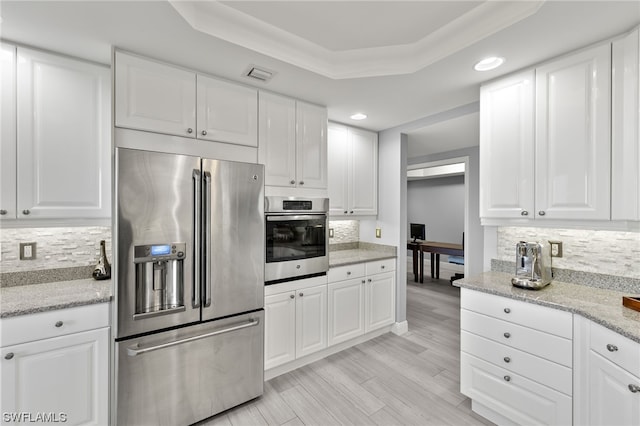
[375,228,382,238]
[549,240,563,258]
[20,242,37,260]
[329,228,334,238]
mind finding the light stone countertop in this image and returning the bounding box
[454,271,640,344]
[0,279,112,318]
[329,247,397,268]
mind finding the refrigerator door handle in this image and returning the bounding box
[192,169,201,309]
[203,171,212,308]
[126,318,260,357]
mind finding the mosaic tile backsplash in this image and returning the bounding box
[0,227,112,273]
[329,220,359,244]
[497,227,640,279]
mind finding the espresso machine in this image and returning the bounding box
[511,241,552,289]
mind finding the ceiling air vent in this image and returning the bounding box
[244,65,275,83]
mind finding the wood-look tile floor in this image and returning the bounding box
[198,274,495,426]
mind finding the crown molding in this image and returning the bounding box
[169,0,545,79]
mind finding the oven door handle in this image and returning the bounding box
[126,318,260,357]
[267,214,326,222]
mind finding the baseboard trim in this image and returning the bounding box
[391,320,408,335]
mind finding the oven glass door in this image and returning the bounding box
[266,214,326,263]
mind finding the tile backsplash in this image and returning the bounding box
[497,227,640,279]
[0,226,112,273]
[329,220,359,244]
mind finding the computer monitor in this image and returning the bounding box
[410,223,425,242]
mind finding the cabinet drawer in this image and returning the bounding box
[461,309,572,367]
[328,263,366,283]
[461,352,572,426]
[461,330,572,395]
[590,321,640,376]
[461,288,572,338]
[0,303,110,347]
[365,258,395,275]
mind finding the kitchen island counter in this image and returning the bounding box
[454,271,640,343]
[0,278,112,318]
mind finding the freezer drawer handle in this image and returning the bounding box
[126,318,260,357]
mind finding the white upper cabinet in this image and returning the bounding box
[612,28,640,221]
[259,94,328,189]
[0,43,17,220]
[328,123,378,216]
[16,47,110,219]
[196,74,257,146]
[479,70,535,219]
[535,43,611,220]
[115,51,196,137]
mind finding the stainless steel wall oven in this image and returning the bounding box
[265,197,329,283]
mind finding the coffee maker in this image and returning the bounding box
[511,241,552,289]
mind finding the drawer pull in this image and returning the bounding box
[504,308,511,314]
[299,292,304,297]
[368,278,372,283]
[504,357,511,363]
[362,280,366,284]
[4,353,14,360]
[347,271,351,275]
[503,332,511,339]
[381,265,385,269]
[55,321,64,328]
[606,344,618,352]
[289,294,295,299]
[504,375,511,382]
[629,384,640,393]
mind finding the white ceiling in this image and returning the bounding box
[1,1,639,160]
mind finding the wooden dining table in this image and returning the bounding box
[407,240,464,283]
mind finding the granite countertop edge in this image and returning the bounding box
[455,271,640,344]
[329,245,398,268]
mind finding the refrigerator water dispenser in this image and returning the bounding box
[133,243,186,318]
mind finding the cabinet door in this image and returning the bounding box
[479,70,535,218]
[264,292,296,370]
[197,75,257,146]
[1,328,109,425]
[295,284,327,358]
[365,271,395,332]
[327,279,365,346]
[17,48,111,219]
[327,124,349,215]
[0,43,16,220]
[350,128,378,215]
[258,92,297,187]
[296,101,327,189]
[612,29,640,221]
[115,51,196,137]
[535,43,611,220]
[589,351,640,426]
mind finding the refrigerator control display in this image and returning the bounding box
[151,245,171,256]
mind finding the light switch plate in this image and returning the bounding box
[20,242,37,260]
[375,228,382,238]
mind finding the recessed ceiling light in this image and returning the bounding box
[350,113,367,120]
[243,65,275,83]
[474,56,505,71]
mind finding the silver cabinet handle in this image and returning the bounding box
[289,294,294,299]
[201,130,207,136]
[127,319,260,356]
[504,308,511,313]
[55,321,63,328]
[629,384,640,393]
[22,209,30,215]
[0,209,6,215]
[521,210,528,216]
[504,375,511,382]
[187,128,193,134]
[538,211,546,216]
[299,292,304,297]
[290,180,296,185]
[504,332,511,338]
[299,181,304,185]
[607,344,619,352]
[4,353,14,360]
[192,169,201,308]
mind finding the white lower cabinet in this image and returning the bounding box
[0,304,110,426]
[264,278,327,370]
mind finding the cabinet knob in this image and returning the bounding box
[4,352,14,360]
[367,278,372,283]
[289,294,295,299]
[503,375,511,382]
[0,209,6,215]
[299,292,304,297]
[201,130,207,136]
[290,180,296,185]
[22,209,30,215]
[504,308,511,314]
[629,384,640,393]
[362,280,366,284]
[521,210,529,216]
[347,271,351,275]
[503,332,511,339]
[187,128,193,134]
[381,265,385,269]
[344,211,348,214]
[504,357,511,363]
[299,181,304,185]
[538,211,546,216]
[350,211,354,214]
[606,344,618,352]
[55,321,63,328]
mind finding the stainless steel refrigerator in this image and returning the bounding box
[113,147,264,425]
